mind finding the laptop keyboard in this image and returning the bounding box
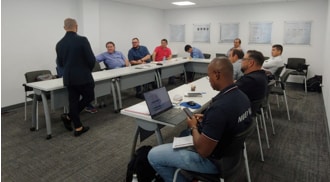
[154,108,182,121]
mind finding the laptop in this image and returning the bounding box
[143,87,187,125]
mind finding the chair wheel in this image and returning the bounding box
[46,135,52,140]
[30,127,36,131]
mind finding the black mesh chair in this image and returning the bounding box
[215,53,227,58]
[270,69,294,120]
[286,58,309,93]
[203,53,211,59]
[173,121,255,182]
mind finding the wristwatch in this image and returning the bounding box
[190,126,197,134]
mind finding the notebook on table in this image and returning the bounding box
[143,87,186,125]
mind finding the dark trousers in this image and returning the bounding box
[67,82,95,128]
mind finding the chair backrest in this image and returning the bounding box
[250,99,264,117]
[273,66,284,81]
[172,54,178,58]
[92,61,102,72]
[215,53,226,58]
[203,53,211,59]
[286,58,306,70]
[264,56,270,60]
[25,70,52,83]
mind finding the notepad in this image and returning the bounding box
[172,135,194,149]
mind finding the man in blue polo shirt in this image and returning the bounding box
[96,41,130,69]
[148,57,252,182]
[128,37,151,99]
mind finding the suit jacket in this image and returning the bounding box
[56,31,95,86]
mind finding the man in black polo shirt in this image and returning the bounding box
[235,50,268,102]
[148,58,252,182]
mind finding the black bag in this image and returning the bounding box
[306,75,322,92]
[126,145,164,182]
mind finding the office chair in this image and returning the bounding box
[173,121,255,182]
[285,58,309,93]
[264,56,270,60]
[215,53,227,58]
[203,53,211,59]
[23,70,52,129]
[250,99,268,161]
[273,66,285,82]
[270,69,294,120]
[172,54,178,58]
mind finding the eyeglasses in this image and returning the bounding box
[242,58,252,61]
[132,41,138,44]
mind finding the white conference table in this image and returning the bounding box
[120,77,218,157]
[26,58,211,139]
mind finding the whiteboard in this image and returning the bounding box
[249,22,272,44]
[219,23,239,43]
[170,24,185,42]
[284,21,312,45]
[193,24,210,43]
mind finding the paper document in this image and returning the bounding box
[172,135,194,149]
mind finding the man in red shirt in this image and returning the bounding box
[152,39,172,62]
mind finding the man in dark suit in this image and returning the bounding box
[56,18,95,137]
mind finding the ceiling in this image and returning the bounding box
[109,0,319,10]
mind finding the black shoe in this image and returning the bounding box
[61,114,73,131]
[74,126,90,137]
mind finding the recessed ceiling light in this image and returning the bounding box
[172,1,196,6]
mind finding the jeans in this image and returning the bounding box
[148,143,218,182]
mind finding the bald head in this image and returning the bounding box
[64,18,77,32]
[208,57,234,91]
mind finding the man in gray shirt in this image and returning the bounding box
[228,48,244,80]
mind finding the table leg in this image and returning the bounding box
[30,94,37,131]
[130,126,140,159]
[41,91,52,140]
[111,78,118,113]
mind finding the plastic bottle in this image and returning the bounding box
[132,174,138,182]
[163,56,166,63]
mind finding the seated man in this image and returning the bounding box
[96,41,130,69]
[236,50,268,102]
[184,44,204,59]
[262,44,284,75]
[184,44,205,82]
[128,37,151,99]
[148,57,252,182]
[228,48,244,80]
[152,39,175,84]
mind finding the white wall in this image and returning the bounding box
[323,1,330,134]
[1,0,329,112]
[164,1,327,82]
[1,0,164,107]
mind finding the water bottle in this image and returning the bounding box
[163,56,166,63]
[132,173,138,182]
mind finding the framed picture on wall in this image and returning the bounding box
[249,22,272,44]
[193,24,210,43]
[219,23,239,43]
[170,24,185,42]
[284,21,312,45]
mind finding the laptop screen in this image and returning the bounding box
[144,87,173,117]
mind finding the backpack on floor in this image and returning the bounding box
[126,145,164,182]
[306,75,322,92]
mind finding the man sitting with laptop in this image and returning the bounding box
[148,57,252,182]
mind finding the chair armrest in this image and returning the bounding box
[23,83,33,92]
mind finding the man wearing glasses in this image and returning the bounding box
[235,50,268,102]
[128,38,151,98]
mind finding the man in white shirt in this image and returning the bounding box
[262,44,284,75]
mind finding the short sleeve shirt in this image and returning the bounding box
[96,51,127,69]
[153,46,172,61]
[128,45,150,62]
[200,84,252,159]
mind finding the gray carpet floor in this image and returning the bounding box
[2,78,330,182]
